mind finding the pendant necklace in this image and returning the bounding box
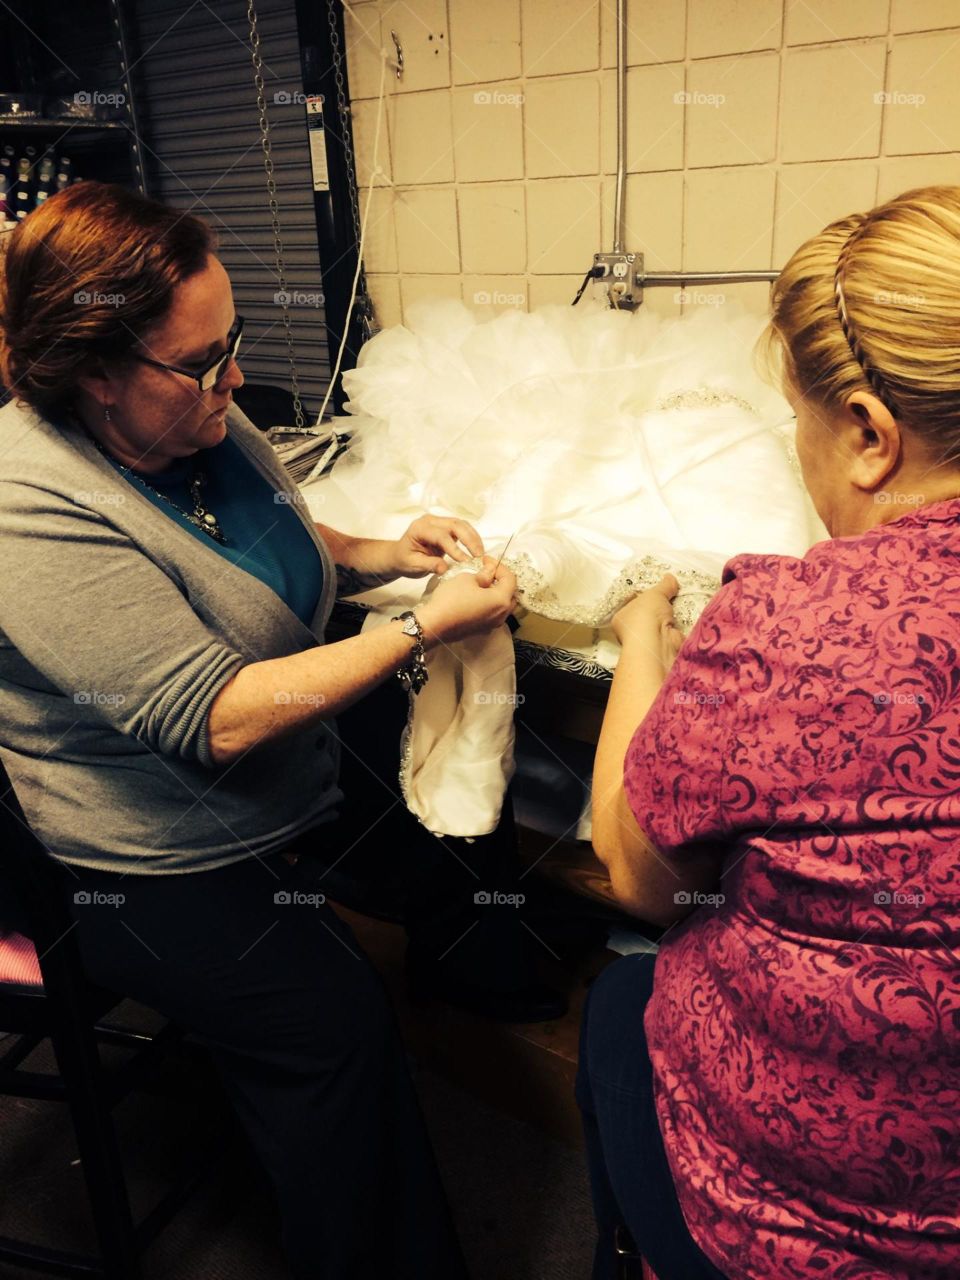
[89,433,227,545]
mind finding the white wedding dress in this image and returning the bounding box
[302,299,825,836]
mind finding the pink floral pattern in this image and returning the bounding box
[624,499,960,1280]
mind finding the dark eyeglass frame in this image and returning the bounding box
[130,316,244,392]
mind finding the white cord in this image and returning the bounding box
[314,37,389,429]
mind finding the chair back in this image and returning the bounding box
[0,752,103,1012]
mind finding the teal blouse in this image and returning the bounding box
[106,431,324,627]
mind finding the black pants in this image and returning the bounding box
[576,953,728,1280]
[67,852,469,1280]
[324,679,536,991]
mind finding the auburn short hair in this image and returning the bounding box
[0,181,216,417]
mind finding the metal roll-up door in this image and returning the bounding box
[131,0,330,419]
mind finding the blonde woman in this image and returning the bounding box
[581,186,960,1280]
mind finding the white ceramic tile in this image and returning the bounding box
[359,185,399,273]
[458,184,526,272]
[600,0,686,66]
[683,166,777,270]
[686,52,779,167]
[773,162,878,266]
[367,275,403,330]
[383,0,451,93]
[389,90,455,184]
[785,0,889,44]
[602,171,683,269]
[351,97,392,187]
[601,64,685,173]
[527,178,602,273]
[400,275,464,317]
[451,84,525,181]
[876,152,960,199]
[892,0,960,34]
[524,77,600,178]
[394,187,460,273]
[522,0,601,76]
[780,41,886,161]
[885,30,960,155]
[343,3,386,100]
[688,0,783,58]
[449,0,522,84]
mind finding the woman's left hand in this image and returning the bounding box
[388,515,485,579]
[611,573,685,672]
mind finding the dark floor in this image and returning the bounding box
[0,1011,596,1280]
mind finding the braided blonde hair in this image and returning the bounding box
[762,185,960,467]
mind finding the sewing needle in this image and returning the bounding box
[492,531,517,577]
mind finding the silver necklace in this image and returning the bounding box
[89,433,226,545]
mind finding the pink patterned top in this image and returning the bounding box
[624,499,960,1280]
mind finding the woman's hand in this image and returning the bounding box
[612,574,684,673]
[388,515,485,579]
[418,557,518,645]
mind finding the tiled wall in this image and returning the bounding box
[342,0,960,327]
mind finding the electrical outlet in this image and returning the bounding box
[592,252,644,308]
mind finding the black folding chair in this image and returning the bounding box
[0,756,229,1278]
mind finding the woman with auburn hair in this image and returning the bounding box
[580,185,960,1280]
[0,181,520,1278]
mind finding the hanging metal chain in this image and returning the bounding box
[327,0,373,342]
[247,0,306,429]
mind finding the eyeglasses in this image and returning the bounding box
[131,316,244,392]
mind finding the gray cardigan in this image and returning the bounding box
[0,399,342,874]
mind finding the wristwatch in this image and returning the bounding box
[392,610,429,694]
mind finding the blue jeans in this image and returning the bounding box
[576,953,728,1280]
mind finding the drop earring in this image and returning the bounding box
[103,405,112,423]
